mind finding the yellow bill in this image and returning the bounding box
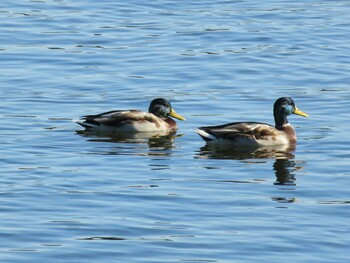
[294,107,309,117]
[170,108,186,121]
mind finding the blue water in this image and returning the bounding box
[1,0,350,262]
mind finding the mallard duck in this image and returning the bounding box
[76,98,185,132]
[195,97,308,146]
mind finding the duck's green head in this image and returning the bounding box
[273,97,308,127]
[149,98,185,121]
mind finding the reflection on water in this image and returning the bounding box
[271,159,299,205]
[76,129,179,151]
[271,196,297,204]
[196,144,304,187]
[274,159,298,186]
[196,144,295,160]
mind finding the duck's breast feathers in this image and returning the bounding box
[196,122,289,146]
[79,110,174,132]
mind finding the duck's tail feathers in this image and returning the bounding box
[75,120,98,129]
[193,128,216,142]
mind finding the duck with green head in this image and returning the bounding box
[77,98,185,132]
[195,97,308,147]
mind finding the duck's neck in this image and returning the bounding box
[274,113,289,131]
[275,118,297,145]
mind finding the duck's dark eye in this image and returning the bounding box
[282,104,294,115]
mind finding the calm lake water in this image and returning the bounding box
[1,0,350,262]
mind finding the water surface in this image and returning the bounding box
[1,0,350,262]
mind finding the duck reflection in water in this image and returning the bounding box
[196,144,302,186]
[197,143,294,160]
[273,158,300,186]
[76,129,178,151]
